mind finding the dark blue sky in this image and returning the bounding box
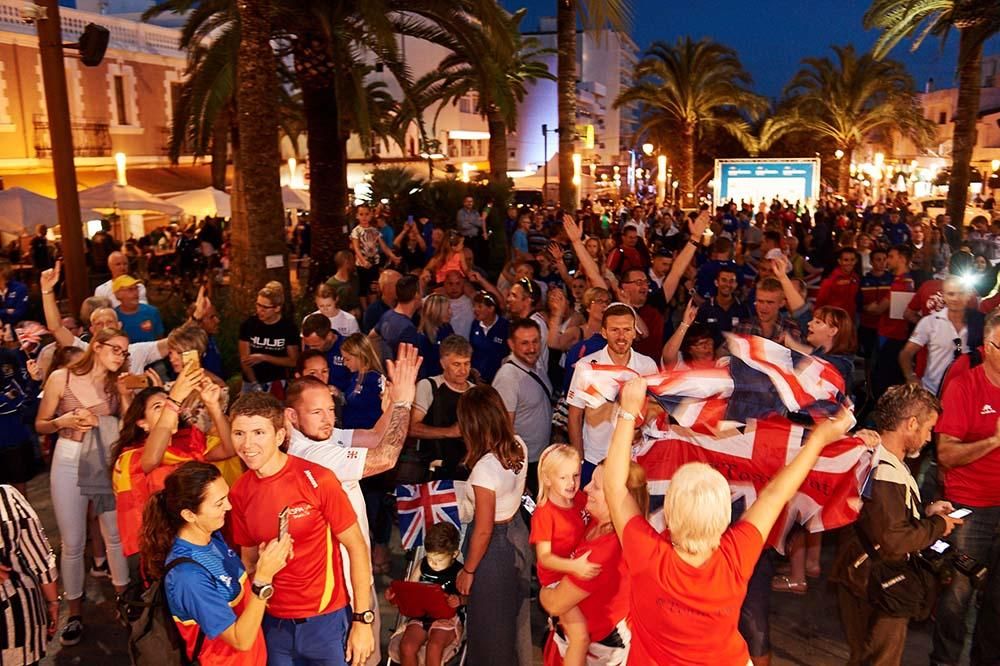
[507,0,1000,99]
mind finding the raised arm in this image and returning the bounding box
[605,378,647,541]
[772,257,806,313]
[741,409,853,539]
[562,214,608,290]
[39,262,74,348]
[661,212,711,303]
[662,300,697,367]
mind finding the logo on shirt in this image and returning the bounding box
[140,319,153,332]
[218,574,232,588]
[981,404,997,415]
[347,449,359,459]
[303,469,319,488]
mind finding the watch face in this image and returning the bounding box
[256,584,274,600]
[356,610,375,624]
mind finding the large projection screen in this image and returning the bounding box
[714,158,821,207]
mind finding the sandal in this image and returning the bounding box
[372,544,391,575]
[770,575,808,595]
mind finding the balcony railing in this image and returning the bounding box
[33,115,112,158]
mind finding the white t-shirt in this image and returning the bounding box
[285,426,371,592]
[465,437,528,521]
[566,346,659,463]
[448,296,475,340]
[908,310,969,395]
[302,309,360,338]
[94,279,148,308]
[71,336,164,374]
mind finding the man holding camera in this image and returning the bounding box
[832,384,963,666]
[930,313,1000,666]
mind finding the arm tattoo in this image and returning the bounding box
[363,405,411,477]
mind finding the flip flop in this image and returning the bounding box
[770,575,808,595]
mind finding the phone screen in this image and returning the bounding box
[930,540,951,554]
[948,508,972,519]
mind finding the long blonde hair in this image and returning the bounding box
[419,294,450,340]
[341,333,384,377]
[536,444,581,504]
[68,327,129,405]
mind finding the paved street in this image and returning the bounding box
[23,472,955,666]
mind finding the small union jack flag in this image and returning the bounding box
[395,480,461,550]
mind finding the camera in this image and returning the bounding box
[920,540,988,586]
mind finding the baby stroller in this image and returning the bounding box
[385,476,469,666]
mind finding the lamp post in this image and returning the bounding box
[656,155,667,204]
[418,137,444,181]
[571,153,582,209]
[36,0,88,313]
[542,124,559,205]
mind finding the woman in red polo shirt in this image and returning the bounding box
[539,459,644,665]
[605,378,853,665]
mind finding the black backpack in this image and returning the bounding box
[120,557,207,665]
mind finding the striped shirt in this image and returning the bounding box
[0,485,57,666]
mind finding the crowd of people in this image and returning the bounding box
[0,188,998,666]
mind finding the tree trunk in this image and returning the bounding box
[556,0,577,211]
[679,123,695,204]
[838,145,854,196]
[947,27,985,227]
[210,105,231,191]
[486,107,508,184]
[231,0,289,316]
[294,32,348,286]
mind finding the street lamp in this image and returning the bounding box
[656,155,667,204]
[461,162,473,183]
[834,149,844,160]
[572,153,582,207]
[115,152,127,186]
[672,179,679,205]
[642,143,654,156]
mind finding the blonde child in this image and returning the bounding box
[529,444,597,666]
[386,522,464,666]
[303,283,360,338]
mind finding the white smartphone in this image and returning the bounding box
[948,508,972,519]
[930,540,951,554]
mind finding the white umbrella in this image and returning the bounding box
[78,181,183,216]
[164,187,232,218]
[0,187,99,235]
[281,186,309,210]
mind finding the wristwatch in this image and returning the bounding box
[352,609,375,624]
[251,581,274,601]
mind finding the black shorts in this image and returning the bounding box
[357,264,380,296]
[0,440,37,485]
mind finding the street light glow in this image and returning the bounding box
[993,159,1000,173]
[461,162,473,183]
[834,149,844,160]
[572,153,582,187]
[114,152,127,186]
[657,155,667,182]
[642,143,654,156]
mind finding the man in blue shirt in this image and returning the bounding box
[0,260,30,326]
[373,274,420,362]
[301,313,351,394]
[696,266,752,347]
[113,275,164,343]
[884,209,911,246]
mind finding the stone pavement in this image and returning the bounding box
[23,472,960,665]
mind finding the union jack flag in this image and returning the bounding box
[395,480,461,550]
[14,321,48,354]
[570,333,872,550]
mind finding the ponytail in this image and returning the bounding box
[139,461,221,579]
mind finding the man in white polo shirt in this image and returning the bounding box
[899,276,975,396]
[283,343,421,666]
[567,303,658,486]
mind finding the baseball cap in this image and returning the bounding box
[111,275,141,292]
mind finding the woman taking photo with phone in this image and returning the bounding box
[34,326,133,646]
[141,461,291,665]
[112,360,235,561]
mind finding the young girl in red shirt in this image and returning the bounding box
[529,445,596,666]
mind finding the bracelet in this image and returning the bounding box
[462,567,476,575]
[618,410,637,422]
[688,240,700,248]
[42,290,53,295]
[393,400,412,409]
[163,398,182,413]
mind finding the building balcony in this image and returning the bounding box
[33,115,111,158]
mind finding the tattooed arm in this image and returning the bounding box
[350,342,422,476]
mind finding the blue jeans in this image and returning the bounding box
[930,504,1000,666]
[262,605,351,666]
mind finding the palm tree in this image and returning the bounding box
[408,9,554,183]
[864,0,1000,221]
[557,0,633,211]
[782,45,936,195]
[614,37,767,201]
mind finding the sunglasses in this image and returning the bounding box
[517,278,536,296]
[477,291,498,307]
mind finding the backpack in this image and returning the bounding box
[120,557,207,666]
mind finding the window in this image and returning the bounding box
[114,75,129,125]
[938,111,947,124]
[458,93,478,114]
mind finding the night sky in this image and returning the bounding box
[506,0,1000,100]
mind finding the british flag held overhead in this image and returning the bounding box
[395,480,461,550]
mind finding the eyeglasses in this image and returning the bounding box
[255,301,279,310]
[100,342,129,358]
[990,341,1000,351]
[953,337,963,360]
[622,279,648,286]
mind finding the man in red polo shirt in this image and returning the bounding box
[930,312,1000,666]
[228,392,374,666]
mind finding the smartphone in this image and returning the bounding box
[948,508,972,519]
[181,349,200,371]
[930,540,951,554]
[122,374,149,391]
[278,507,290,541]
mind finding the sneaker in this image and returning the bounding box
[89,560,110,579]
[60,616,84,646]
